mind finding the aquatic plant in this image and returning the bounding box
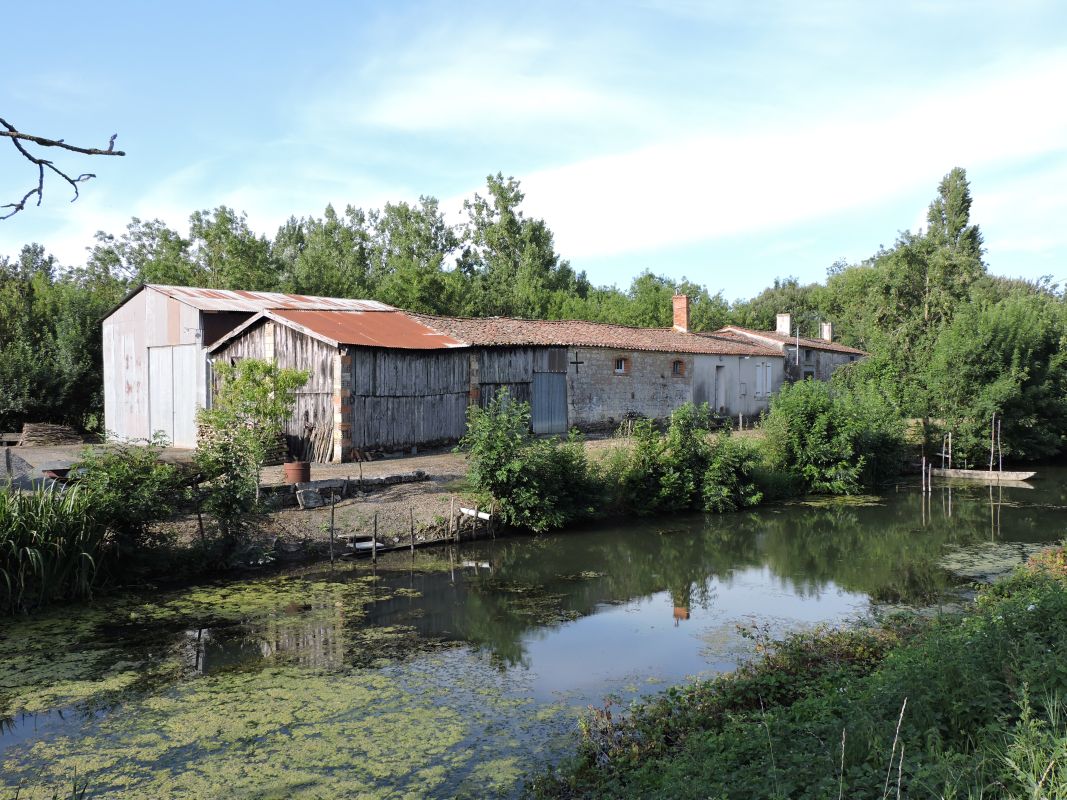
[0,487,107,613]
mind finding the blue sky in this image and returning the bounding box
[3,1,1066,301]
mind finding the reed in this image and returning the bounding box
[0,486,107,613]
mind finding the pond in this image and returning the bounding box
[2,470,1065,798]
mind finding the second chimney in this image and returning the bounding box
[776,313,792,336]
[820,322,833,342]
[673,295,690,333]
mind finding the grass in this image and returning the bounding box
[529,545,1067,799]
[0,487,107,613]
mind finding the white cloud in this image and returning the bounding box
[486,50,1067,261]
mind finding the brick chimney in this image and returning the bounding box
[672,295,690,333]
[820,322,833,342]
[776,313,792,336]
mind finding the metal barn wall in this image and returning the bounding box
[102,289,150,441]
[348,349,469,451]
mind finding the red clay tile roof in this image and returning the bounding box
[715,326,868,356]
[412,314,783,356]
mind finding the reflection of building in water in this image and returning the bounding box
[183,602,348,673]
[671,586,692,627]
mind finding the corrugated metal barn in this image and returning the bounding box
[101,285,392,448]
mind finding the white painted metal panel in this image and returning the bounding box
[692,356,714,407]
[149,348,175,443]
[172,345,198,448]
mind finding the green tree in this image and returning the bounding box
[925,289,1067,462]
[459,174,588,318]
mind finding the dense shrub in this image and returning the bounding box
[459,389,594,532]
[702,436,764,512]
[74,434,188,554]
[763,379,905,494]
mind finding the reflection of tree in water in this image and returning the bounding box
[364,482,1060,664]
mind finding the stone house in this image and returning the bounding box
[715,313,866,383]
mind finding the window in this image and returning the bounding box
[671,359,685,377]
[614,356,630,375]
[755,361,774,397]
[804,349,813,362]
[849,355,857,363]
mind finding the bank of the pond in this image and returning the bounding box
[529,546,1067,800]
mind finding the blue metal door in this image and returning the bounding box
[531,372,567,434]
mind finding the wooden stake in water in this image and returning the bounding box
[989,413,996,472]
[449,496,456,542]
[997,418,1003,472]
[410,507,415,555]
[372,511,378,563]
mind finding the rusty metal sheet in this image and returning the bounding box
[147,285,394,313]
[271,309,467,350]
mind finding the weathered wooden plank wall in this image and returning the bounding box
[210,321,336,460]
[349,349,470,450]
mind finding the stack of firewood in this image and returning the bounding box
[195,423,288,465]
[18,423,85,446]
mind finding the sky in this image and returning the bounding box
[2,0,1066,301]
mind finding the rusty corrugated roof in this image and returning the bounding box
[411,314,783,356]
[270,309,465,349]
[715,325,868,356]
[147,285,394,313]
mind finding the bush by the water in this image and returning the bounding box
[74,434,188,555]
[459,389,595,532]
[598,404,764,516]
[461,396,765,531]
[530,551,1067,799]
[0,487,107,612]
[763,379,906,494]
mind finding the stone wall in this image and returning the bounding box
[566,348,694,429]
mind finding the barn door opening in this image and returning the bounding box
[531,372,567,434]
[714,365,726,413]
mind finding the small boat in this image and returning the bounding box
[930,468,1036,483]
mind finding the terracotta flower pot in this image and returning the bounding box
[283,461,310,484]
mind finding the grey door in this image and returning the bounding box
[531,372,567,434]
[692,356,714,407]
[714,365,727,413]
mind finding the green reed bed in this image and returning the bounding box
[0,487,107,613]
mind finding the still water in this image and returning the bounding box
[2,472,1065,798]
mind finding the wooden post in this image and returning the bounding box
[489,501,496,539]
[449,496,456,543]
[410,507,415,555]
[359,461,363,491]
[989,417,995,471]
[997,419,1003,473]
[329,489,336,565]
[372,511,378,563]
[921,456,926,493]
[948,432,952,470]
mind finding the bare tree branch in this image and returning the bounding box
[1,117,126,220]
